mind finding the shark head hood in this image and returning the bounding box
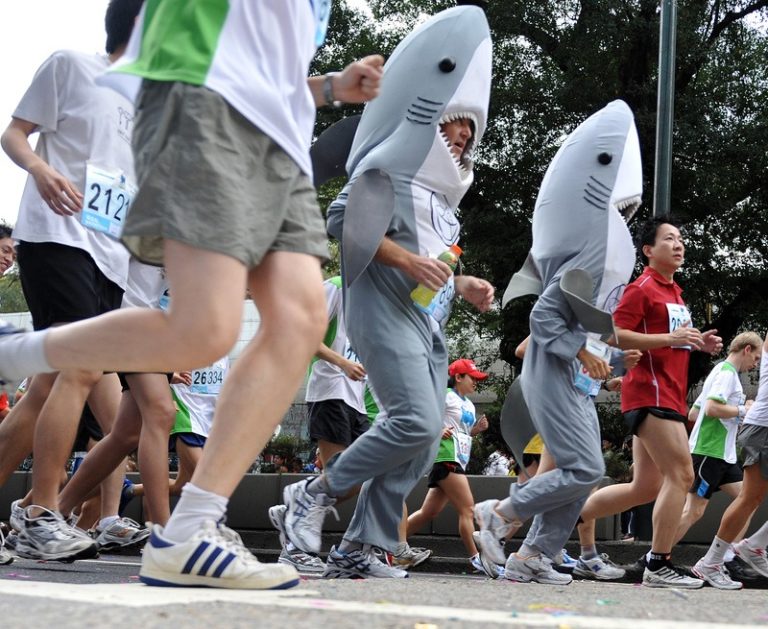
[347,5,492,207]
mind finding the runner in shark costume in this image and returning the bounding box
[474,100,643,580]
[281,5,493,572]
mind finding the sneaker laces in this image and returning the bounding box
[208,522,257,562]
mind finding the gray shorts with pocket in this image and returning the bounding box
[737,423,768,480]
[123,80,328,268]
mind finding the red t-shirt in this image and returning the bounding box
[613,266,690,415]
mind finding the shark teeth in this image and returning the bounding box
[614,195,642,221]
[438,110,479,174]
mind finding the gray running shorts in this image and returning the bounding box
[737,423,768,480]
[123,80,329,268]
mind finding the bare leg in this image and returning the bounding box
[170,442,203,496]
[126,373,177,525]
[190,252,325,496]
[407,487,449,537]
[317,440,358,503]
[439,473,478,557]
[45,242,247,374]
[637,416,694,554]
[579,435,663,547]
[674,493,709,545]
[0,373,56,484]
[87,373,125,521]
[717,466,768,543]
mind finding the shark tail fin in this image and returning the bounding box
[501,253,543,308]
[310,115,362,188]
[559,268,616,343]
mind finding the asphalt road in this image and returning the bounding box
[1,554,766,628]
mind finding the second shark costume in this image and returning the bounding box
[478,100,643,569]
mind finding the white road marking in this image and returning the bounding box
[0,580,759,628]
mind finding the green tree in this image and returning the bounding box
[0,270,27,313]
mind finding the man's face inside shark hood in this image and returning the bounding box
[440,117,475,161]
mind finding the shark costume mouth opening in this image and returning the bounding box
[438,111,479,173]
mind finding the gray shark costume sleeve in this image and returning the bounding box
[496,100,642,558]
[319,6,492,552]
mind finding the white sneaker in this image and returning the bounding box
[473,500,515,565]
[9,499,24,533]
[283,479,337,554]
[16,506,98,562]
[0,322,28,384]
[691,559,743,590]
[733,539,768,578]
[140,521,299,589]
[573,554,626,580]
[323,544,408,579]
[642,565,704,589]
[472,530,504,579]
[470,553,504,578]
[391,544,432,569]
[0,529,13,566]
[504,552,573,585]
[278,548,326,574]
[552,548,578,571]
[94,517,150,551]
[268,504,289,547]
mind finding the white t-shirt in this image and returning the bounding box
[171,356,230,438]
[104,0,322,177]
[435,389,477,469]
[688,360,744,463]
[121,258,166,309]
[305,278,366,414]
[745,351,768,428]
[12,51,133,290]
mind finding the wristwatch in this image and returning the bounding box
[323,72,340,108]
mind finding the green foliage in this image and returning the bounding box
[0,270,28,313]
[261,434,310,472]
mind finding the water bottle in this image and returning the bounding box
[410,244,462,309]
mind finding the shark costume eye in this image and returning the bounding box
[598,152,613,165]
[439,57,456,73]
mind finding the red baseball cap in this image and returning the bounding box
[448,358,488,380]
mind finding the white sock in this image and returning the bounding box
[0,329,52,381]
[702,536,730,566]
[162,483,228,543]
[746,521,768,549]
[98,515,119,531]
[723,547,735,563]
[581,544,598,560]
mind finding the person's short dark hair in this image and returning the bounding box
[0,221,13,241]
[634,214,680,266]
[105,0,143,54]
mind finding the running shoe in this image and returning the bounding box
[268,504,289,547]
[93,517,150,551]
[642,565,704,589]
[691,559,743,590]
[473,499,515,565]
[391,543,432,569]
[283,478,337,554]
[0,529,13,566]
[470,553,504,578]
[140,521,299,589]
[733,539,768,578]
[552,548,578,572]
[4,531,17,550]
[472,530,504,579]
[504,552,573,585]
[118,478,135,517]
[573,553,626,580]
[725,556,760,582]
[278,547,325,574]
[16,506,98,562]
[9,499,23,533]
[323,544,408,579]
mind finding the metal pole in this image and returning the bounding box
[653,0,677,217]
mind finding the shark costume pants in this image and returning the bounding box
[322,272,447,552]
[497,337,605,558]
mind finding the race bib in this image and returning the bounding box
[455,431,473,469]
[309,0,331,46]
[190,366,225,395]
[574,336,611,396]
[158,290,171,312]
[415,276,456,330]
[80,163,136,239]
[666,303,692,350]
[343,340,361,365]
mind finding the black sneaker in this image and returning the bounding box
[624,551,648,577]
[725,556,761,582]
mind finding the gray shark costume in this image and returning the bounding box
[496,100,642,557]
[318,6,492,551]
